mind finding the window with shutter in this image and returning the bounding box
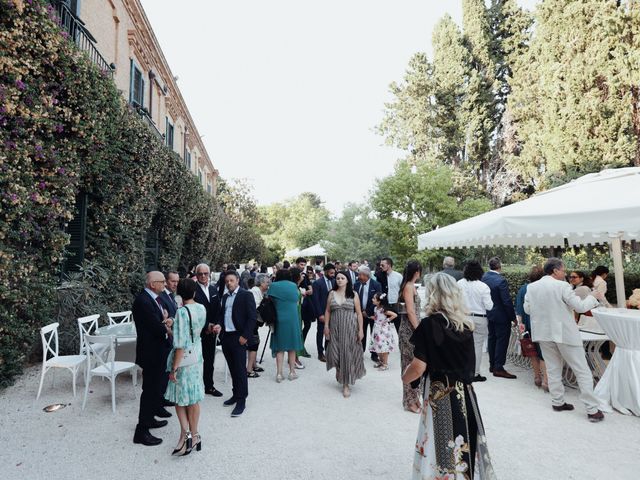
[144,227,160,271]
[165,117,174,148]
[63,192,87,273]
[129,60,144,107]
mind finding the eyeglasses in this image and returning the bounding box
[196,272,209,276]
[152,280,165,284]
[569,275,579,279]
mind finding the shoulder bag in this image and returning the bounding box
[178,306,199,368]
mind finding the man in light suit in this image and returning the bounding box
[311,263,336,362]
[213,270,257,417]
[481,257,517,379]
[524,257,605,422]
[354,265,382,361]
[194,263,223,397]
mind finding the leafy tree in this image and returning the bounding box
[324,203,391,263]
[508,0,639,191]
[257,192,331,252]
[371,160,492,262]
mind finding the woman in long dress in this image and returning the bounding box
[165,278,207,456]
[267,269,303,382]
[402,272,496,479]
[398,260,423,413]
[324,271,366,398]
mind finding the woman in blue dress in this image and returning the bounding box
[267,269,303,382]
[165,278,207,456]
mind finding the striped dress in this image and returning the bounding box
[326,296,366,385]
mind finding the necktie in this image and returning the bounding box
[155,296,164,312]
[326,278,331,292]
[359,285,365,308]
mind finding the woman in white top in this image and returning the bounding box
[592,266,612,307]
[457,260,493,382]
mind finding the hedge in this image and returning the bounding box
[0,0,239,388]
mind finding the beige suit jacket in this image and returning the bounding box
[524,275,599,346]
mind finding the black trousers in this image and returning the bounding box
[221,332,248,402]
[316,320,326,356]
[487,321,511,371]
[302,317,312,343]
[361,316,375,352]
[201,333,217,390]
[137,364,164,427]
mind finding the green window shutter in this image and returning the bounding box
[64,192,87,273]
[129,58,134,104]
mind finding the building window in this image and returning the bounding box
[198,168,203,183]
[63,192,87,273]
[129,59,144,107]
[207,182,212,194]
[185,150,192,170]
[165,117,174,149]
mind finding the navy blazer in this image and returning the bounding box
[194,283,219,336]
[158,290,178,319]
[354,278,382,318]
[132,290,170,369]
[216,288,256,340]
[311,276,335,318]
[481,271,516,323]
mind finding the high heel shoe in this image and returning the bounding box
[192,433,202,452]
[171,431,192,456]
[276,373,284,383]
[288,371,299,381]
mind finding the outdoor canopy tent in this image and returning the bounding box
[299,243,328,257]
[417,167,640,307]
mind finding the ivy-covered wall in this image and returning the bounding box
[0,0,235,387]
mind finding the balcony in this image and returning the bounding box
[130,102,165,140]
[50,1,115,76]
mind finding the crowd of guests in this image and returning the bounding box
[129,253,612,478]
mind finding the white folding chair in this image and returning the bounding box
[106,311,135,344]
[82,334,137,413]
[107,311,132,325]
[77,314,102,355]
[36,322,86,399]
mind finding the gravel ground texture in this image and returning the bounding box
[1,324,638,480]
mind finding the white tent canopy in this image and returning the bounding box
[299,243,328,257]
[417,167,640,307]
[285,247,302,258]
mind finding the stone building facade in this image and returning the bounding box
[69,0,218,195]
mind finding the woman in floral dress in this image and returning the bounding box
[165,278,207,456]
[368,292,397,370]
[402,273,496,479]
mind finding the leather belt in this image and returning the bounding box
[470,313,487,318]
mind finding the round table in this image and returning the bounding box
[592,308,640,416]
[95,323,137,362]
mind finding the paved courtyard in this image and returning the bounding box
[1,325,638,480]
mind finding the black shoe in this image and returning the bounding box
[253,366,265,373]
[370,353,379,362]
[156,407,172,418]
[493,370,517,379]
[588,410,604,422]
[489,366,494,373]
[231,402,245,417]
[318,354,326,363]
[143,419,168,429]
[552,403,575,412]
[223,397,237,407]
[133,429,162,446]
[205,387,223,397]
[472,375,487,382]
[162,399,176,407]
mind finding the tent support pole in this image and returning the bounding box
[609,233,626,308]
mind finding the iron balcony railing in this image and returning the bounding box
[131,102,165,140]
[50,1,115,76]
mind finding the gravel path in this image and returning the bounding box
[1,324,638,480]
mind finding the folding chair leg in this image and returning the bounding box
[111,377,116,413]
[71,368,77,397]
[82,374,91,410]
[36,365,47,400]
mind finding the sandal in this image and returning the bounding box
[378,364,389,371]
[247,371,260,378]
[534,375,542,387]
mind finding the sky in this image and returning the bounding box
[140,0,538,216]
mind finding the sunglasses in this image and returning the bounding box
[196,272,209,276]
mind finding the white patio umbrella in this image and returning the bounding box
[417,167,640,307]
[285,247,302,258]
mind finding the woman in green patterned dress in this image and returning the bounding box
[165,278,207,456]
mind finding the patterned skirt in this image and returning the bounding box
[400,314,422,409]
[413,376,496,480]
[326,310,366,385]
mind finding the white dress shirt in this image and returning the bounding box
[223,287,239,332]
[198,282,210,302]
[144,288,163,313]
[457,279,493,315]
[360,279,370,311]
[250,286,264,307]
[524,275,599,346]
[387,270,403,304]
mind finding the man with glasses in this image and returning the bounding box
[524,257,606,422]
[194,263,223,397]
[133,271,173,446]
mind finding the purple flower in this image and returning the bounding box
[15,79,26,90]
[54,124,64,133]
[30,193,38,201]
[57,167,66,175]
[38,181,46,190]
[9,194,18,202]
[60,31,69,40]
[4,140,16,149]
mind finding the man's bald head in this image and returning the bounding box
[146,271,165,293]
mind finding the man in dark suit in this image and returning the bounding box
[481,257,517,379]
[354,265,382,361]
[442,256,463,281]
[347,260,359,286]
[311,263,336,362]
[132,271,173,446]
[213,270,257,417]
[194,263,223,397]
[156,271,180,409]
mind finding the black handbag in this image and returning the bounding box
[257,296,277,330]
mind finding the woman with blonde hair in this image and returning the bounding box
[403,272,496,479]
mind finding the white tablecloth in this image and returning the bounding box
[592,308,640,416]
